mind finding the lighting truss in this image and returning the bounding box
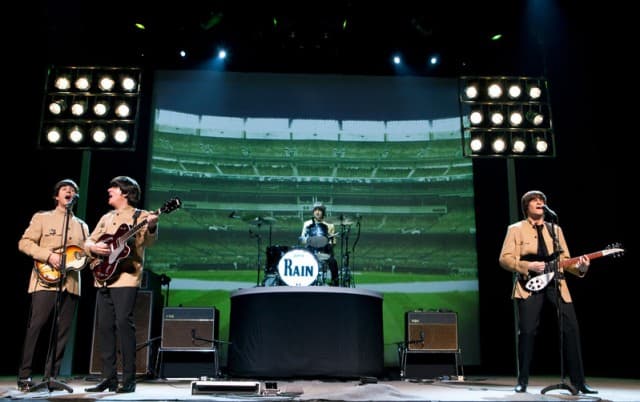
[39,65,142,151]
[458,76,555,158]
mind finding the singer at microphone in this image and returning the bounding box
[66,193,80,207]
[499,189,597,395]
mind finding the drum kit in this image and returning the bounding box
[239,213,357,288]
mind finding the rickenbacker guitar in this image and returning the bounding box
[519,243,624,292]
[34,245,88,285]
[90,197,181,284]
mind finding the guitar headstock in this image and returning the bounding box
[605,242,625,258]
[159,197,182,215]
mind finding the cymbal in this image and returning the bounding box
[246,216,277,226]
[326,217,354,225]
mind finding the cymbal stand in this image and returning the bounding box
[339,223,353,288]
[348,216,362,287]
[249,225,263,286]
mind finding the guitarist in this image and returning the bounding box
[84,176,158,394]
[499,190,596,395]
[17,179,90,391]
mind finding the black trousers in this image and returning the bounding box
[94,287,138,383]
[516,284,585,386]
[19,290,78,379]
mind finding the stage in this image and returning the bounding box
[1,376,638,401]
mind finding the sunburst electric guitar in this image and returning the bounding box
[90,197,181,284]
[34,245,88,285]
[520,243,625,291]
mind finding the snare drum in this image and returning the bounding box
[304,222,329,248]
[277,248,319,286]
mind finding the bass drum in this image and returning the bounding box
[265,245,289,274]
[277,248,319,286]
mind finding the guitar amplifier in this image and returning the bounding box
[159,307,220,380]
[405,311,458,351]
[161,307,219,350]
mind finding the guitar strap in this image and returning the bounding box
[129,209,142,245]
[132,209,141,227]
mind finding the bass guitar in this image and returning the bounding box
[90,197,181,284]
[520,243,624,292]
[34,245,88,285]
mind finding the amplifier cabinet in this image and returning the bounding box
[405,311,458,351]
[90,290,160,375]
[402,351,459,379]
[161,307,219,351]
[158,349,218,380]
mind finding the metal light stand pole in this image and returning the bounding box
[506,158,520,380]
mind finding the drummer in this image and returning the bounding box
[300,202,339,286]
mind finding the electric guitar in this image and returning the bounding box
[34,245,88,285]
[519,243,624,292]
[90,197,181,284]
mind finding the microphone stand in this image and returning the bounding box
[30,201,75,393]
[540,215,578,396]
[190,331,233,379]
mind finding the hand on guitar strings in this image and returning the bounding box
[528,260,547,275]
[90,241,112,257]
[46,252,62,269]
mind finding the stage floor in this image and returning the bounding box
[1,376,638,401]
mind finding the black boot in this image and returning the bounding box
[116,381,136,393]
[85,377,118,392]
[17,377,34,392]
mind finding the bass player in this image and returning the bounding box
[17,179,90,391]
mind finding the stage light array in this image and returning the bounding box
[458,76,554,158]
[39,66,142,151]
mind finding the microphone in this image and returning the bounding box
[66,193,79,207]
[541,204,557,218]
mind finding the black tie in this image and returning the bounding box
[536,224,549,257]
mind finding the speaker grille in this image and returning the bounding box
[405,311,458,351]
[161,307,219,350]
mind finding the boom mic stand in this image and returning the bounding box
[540,215,578,396]
[30,200,76,393]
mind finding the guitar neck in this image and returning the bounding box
[116,206,165,247]
[558,249,615,268]
[117,218,149,247]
